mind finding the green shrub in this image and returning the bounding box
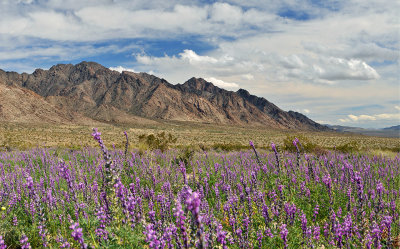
[390,146,400,153]
[335,141,360,153]
[282,134,319,153]
[138,132,177,152]
[173,146,196,173]
[211,142,248,151]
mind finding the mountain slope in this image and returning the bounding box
[237,89,329,130]
[0,80,94,124]
[0,62,330,130]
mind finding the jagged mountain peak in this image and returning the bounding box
[183,77,212,90]
[236,88,250,96]
[181,77,230,96]
[73,61,106,71]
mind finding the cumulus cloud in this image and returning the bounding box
[109,66,135,73]
[209,2,243,25]
[0,2,280,43]
[204,77,239,89]
[313,58,379,81]
[180,50,219,64]
[348,114,376,121]
[134,50,247,83]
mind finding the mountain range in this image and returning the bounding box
[327,125,400,138]
[0,61,329,131]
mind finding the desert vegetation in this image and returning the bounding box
[0,127,399,248]
[0,122,398,153]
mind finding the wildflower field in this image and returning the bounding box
[0,128,399,248]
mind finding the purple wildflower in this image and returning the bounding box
[265,227,274,238]
[381,215,393,242]
[124,131,129,158]
[249,141,254,147]
[249,140,262,165]
[300,212,308,238]
[216,223,228,249]
[144,224,160,249]
[376,181,385,195]
[13,215,18,226]
[313,226,320,241]
[0,236,6,249]
[173,201,188,248]
[70,222,87,249]
[293,137,299,147]
[185,191,201,222]
[257,230,263,248]
[38,224,48,247]
[185,190,205,248]
[262,203,271,226]
[95,206,109,242]
[20,235,31,249]
[280,224,289,249]
[60,241,71,248]
[271,142,280,171]
[313,204,319,222]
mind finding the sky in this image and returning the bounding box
[0,0,399,129]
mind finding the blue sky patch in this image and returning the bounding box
[136,37,217,57]
[278,9,312,21]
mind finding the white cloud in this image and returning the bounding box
[291,108,311,115]
[241,74,254,80]
[375,113,400,120]
[348,114,376,121]
[340,113,400,123]
[180,50,218,64]
[209,2,243,25]
[204,77,239,89]
[134,50,248,83]
[280,55,306,69]
[395,106,400,111]
[313,58,379,81]
[109,66,135,73]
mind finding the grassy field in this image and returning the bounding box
[0,121,398,154]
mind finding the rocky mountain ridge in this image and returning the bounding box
[0,61,330,130]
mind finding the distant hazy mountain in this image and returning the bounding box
[326,124,400,138]
[0,61,330,131]
[383,125,400,131]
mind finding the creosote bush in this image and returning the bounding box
[282,134,326,154]
[212,142,248,152]
[335,141,360,153]
[138,132,177,152]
